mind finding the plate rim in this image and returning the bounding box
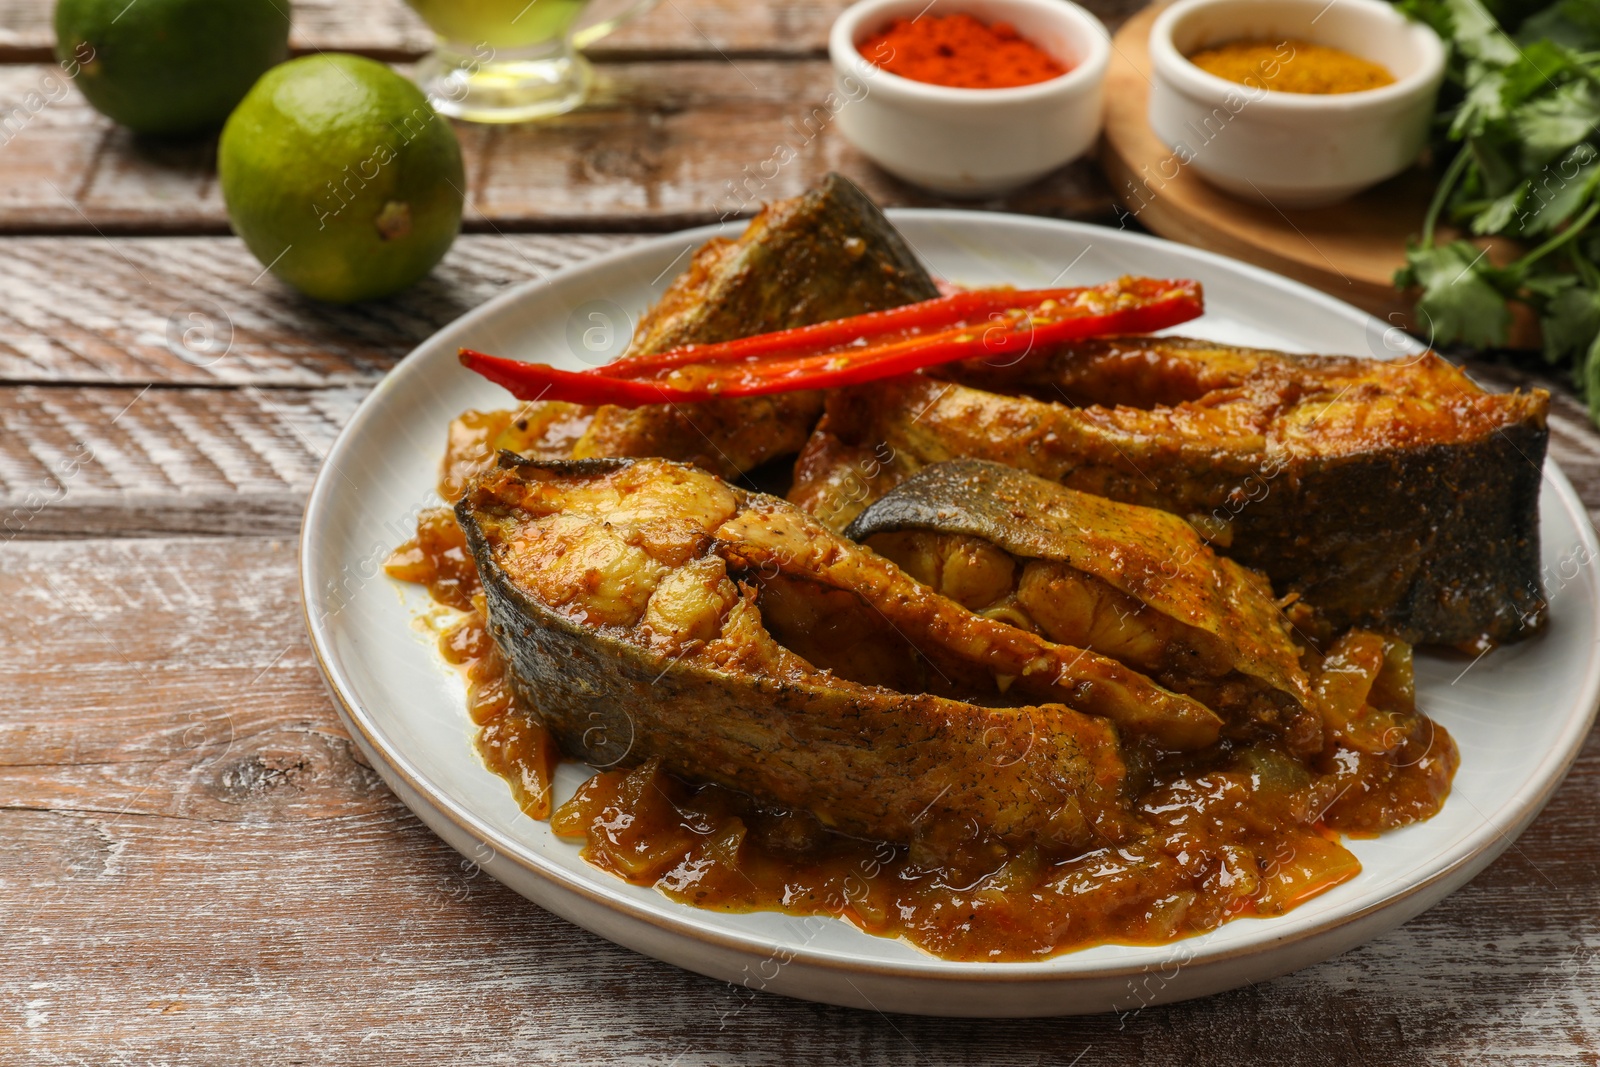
[301,209,1600,985]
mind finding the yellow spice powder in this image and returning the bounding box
[1188,38,1395,94]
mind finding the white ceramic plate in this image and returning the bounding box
[301,211,1600,1017]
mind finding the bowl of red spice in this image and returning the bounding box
[1147,0,1446,206]
[829,0,1110,196]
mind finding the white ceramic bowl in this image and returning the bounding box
[1148,0,1446,206]
[829,0,1110,196]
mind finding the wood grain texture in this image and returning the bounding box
[0,0,1152,61]
[0,233,636,386]
[0,231,622,538]
[0,60,1115,235]
[0,384,359,537]
[0,0,834,60]
[2,536,1597,1063]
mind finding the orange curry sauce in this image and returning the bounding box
[387,506,1457,961]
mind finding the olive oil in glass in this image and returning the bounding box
[406,0,656,121]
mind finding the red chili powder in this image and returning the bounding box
[858,13,1068,89]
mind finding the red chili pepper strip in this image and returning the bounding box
[457,355,692,406]
[654,285,1201,393]
[596,285,1100,379]
[459,277,1203,406]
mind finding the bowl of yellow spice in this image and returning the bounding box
[1147,0,1445,206]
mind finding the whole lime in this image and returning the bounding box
[218,54,465,304]
[54,0,290,136]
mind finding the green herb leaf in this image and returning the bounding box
[1542,284,1600,365]
[1519,0,1600,52]
[1514,82,1600,166]
[1472,184,1529,233]
[1450,63,1510,138]
[1468,134,1525,195]
[1519,146,1600,235]
[1560,0,1600,39]
[1400,0,1600,422]
[1444,0,1522,65]
[1401,240,1515,347]
[1501,40,1580,106]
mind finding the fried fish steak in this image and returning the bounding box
[791,336,1550,648]
[455,455,1236,852]
[846,459,1323,754]
[439,173,939,498]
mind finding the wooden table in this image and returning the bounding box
[4,1,1597,1061]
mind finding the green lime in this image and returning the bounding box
[218,54,465,304]
[54,0,290,136]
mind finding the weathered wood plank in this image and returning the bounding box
[0,385,358,538]
[1,535,1597,1062]
[0,233,636,386]
[0,0,1150,62]
[0,60,1115,235]
[0,0,841,61]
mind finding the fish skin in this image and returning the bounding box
[570,173,941,479]
[442,174,941,493]
[454,454,1222,852]
[793,336,1550,648]
[624,173,938,353]
[712,500,1223,750]
[845,459,1321,747]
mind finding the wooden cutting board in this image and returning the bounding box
[1101,2,1438,332]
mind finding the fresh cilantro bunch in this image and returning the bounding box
[1395,0,1600,415]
